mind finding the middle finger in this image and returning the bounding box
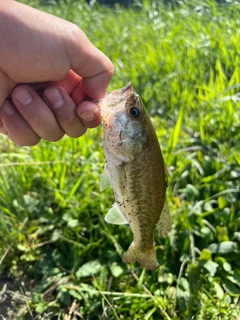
[43,86,87,138]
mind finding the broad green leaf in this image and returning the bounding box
[213,282,224,299]
[208,241,238,254]
[223,262,232,272]
[57,290,71,306]
[233,232,240,241]
[177,278,189,313]
[223,294,231,304]
[218,196,228,210]
[199,249,212,261]
[35,303,48,314]
[76,260,102,279]
[203,260,218,276]
[69,289,83,301]
[216,226,229,242]
[17,244,29,252]
[67,219,79,228]
[227,270,240,286]
[178,277,189,291]
[158,273,175,285]
[222,279,240,296]
[109,262,124,278]
[231,270,240,286]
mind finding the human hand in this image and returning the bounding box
[0,1,114,146]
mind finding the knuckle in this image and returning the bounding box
[58,112,76,127]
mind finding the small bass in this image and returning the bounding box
[99,83,171,270]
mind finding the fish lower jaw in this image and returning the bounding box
[122,242,158,270]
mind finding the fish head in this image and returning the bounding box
[99,83,152,162]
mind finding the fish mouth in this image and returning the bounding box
[109,82,133,99]
[91,82,134,105]
[91,83,137,120]
[103,82,134,108]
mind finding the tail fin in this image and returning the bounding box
[122,242,158,270]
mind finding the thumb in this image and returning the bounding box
[63,26,114,99]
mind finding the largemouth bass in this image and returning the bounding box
[99,83,171,270]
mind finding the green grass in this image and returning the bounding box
[0,0,240,319]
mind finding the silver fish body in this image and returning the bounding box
[99,83,171,270]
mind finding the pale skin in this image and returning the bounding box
[0,0,114,146]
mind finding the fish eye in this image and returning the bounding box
[129,107,140,118]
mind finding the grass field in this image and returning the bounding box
[0,0,240,319]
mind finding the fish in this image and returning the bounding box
[98,83,172,270]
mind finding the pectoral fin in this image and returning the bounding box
[100,163,127,197]
[100,164,111,191]
[157,199,172,238]
[105,203,128,225]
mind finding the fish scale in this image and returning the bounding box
[124,144,166,242]
[99,83,172,270]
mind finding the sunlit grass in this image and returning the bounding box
[1,0,240,319]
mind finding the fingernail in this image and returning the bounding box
[2,102,15,116]
[44,88,64,108]
[14,87,33,106]
[79,110,96,122]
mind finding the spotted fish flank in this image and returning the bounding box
[99,83,172,270]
